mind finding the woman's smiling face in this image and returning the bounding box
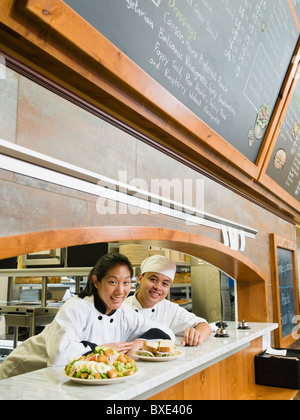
[92,264,132,314]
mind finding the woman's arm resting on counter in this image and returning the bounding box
[181,322,212,346]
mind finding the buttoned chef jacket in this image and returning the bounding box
[125,292,208,335]
[0,293,174,380]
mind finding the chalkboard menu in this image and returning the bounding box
[277,247,297,339]
[64,0,299,163]
[266,76,300,202]
[270,234,299,348]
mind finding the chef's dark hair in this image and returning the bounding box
[79,252,133,298]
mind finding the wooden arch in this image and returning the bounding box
[0,226,268,322]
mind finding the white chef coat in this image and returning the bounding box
[125,293,207,335]
[0,294,174,380]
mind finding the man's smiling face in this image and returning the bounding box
[136,272,172,308]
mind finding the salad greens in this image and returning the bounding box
[65,348,138,380]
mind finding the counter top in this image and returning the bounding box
[0,322,277,400]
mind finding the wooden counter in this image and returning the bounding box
[0,322,284,400]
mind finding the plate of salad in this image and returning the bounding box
[64,346,139,385]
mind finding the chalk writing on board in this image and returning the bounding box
[64,0,299,163]
[126,0,155,28]
[266,80,300,202]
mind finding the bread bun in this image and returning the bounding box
[158,340,174,353]
[143,341,159,354]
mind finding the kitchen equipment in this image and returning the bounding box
[0,303,59,347]
[238,320,251,330]
[214,322,229,338]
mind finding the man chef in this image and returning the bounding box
[125,254,211,346]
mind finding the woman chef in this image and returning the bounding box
[0,253,174,380]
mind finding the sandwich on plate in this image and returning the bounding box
[138,340,181,358]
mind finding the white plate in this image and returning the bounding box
[64,369,140,385]
[134,351,184,362]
